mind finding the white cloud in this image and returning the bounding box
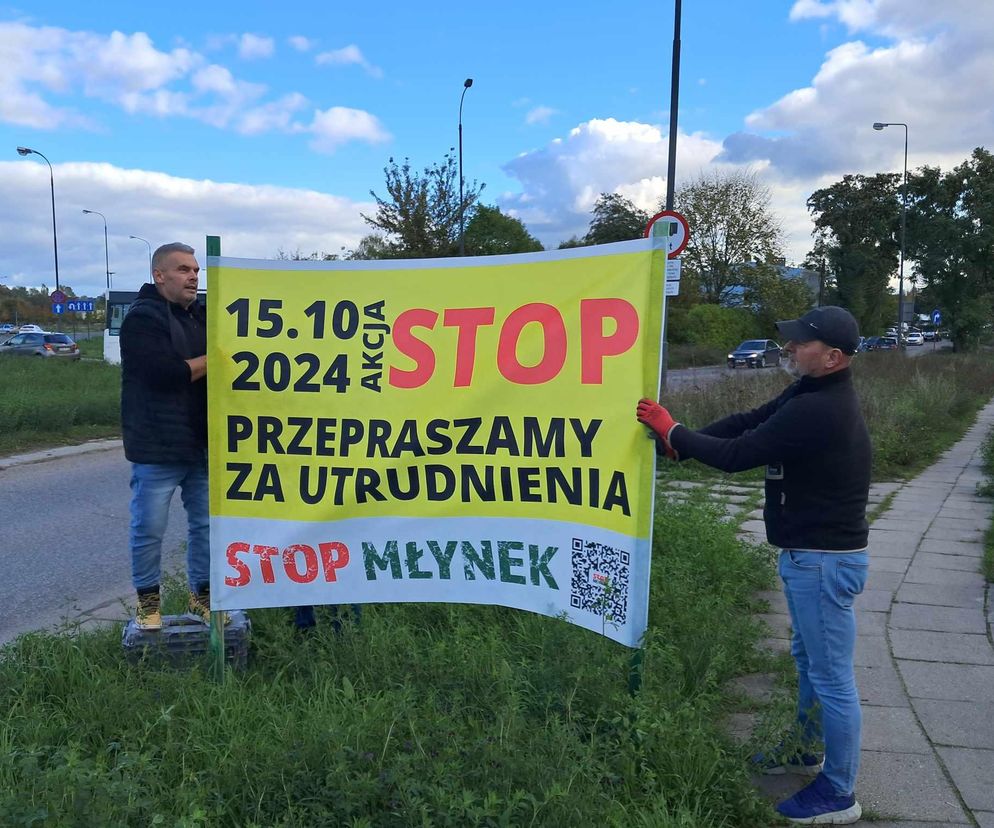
[237,33,274,60]
[308,107,391,153]
[288,35,314,52]
[237,92,309,135]
[315,44,383,78]
[0,161,374,297]
[501,118,724,247]
[0,22,389,151]
[525,106,557,126]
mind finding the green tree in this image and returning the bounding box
[683,303,757,348]
[463,205,543,255]
[906,148,994,351]
[739,262,815,336]
[584,193,649,245]
[362,152,484,258]
[675,171,784,304]
[344,234,393,261]
[806,173,900,334]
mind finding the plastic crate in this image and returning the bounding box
[121,610,251,670]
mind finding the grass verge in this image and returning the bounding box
[0,358,120,456]
[659,350,994,483]
[980,430,994,583]
[1,495,778,827]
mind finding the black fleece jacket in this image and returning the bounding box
[668,367,871,551]
[120,283,207,464]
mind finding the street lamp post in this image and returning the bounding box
[16,146,61,292]
[82,209,112,292]
[458,77,473,256]
[873,121,908,349]
[129,235,153,282]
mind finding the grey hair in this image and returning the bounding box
[152,242,196,273]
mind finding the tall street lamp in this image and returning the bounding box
[16,146,61,292]
[458,77,473,256]
[130,235,153,282]
[82,209,112,292]
[873,121,908,349]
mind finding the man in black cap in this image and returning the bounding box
[636,305,870,825]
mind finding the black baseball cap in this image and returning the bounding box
[776,306,860,355]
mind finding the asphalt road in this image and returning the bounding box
[0,447,187,645]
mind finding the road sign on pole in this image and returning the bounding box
[931,309,942,326]
[50,290,66,305]
[52,303,64,314]
[644,209,690,259]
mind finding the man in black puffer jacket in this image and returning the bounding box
[637,306,870,826]
[121,242,215,631]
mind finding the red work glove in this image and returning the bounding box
[636,398,680,460]
[636,398,677,439]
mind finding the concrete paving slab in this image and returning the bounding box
[915,699,994,749]
[895,582,985,608]
[873,518,935,533]
[867,570,904,591]
[861,706,933,753]
[938,503,994,518]
[754,590,788,613]
[739,519,767,534]
[918,539,984,558]
[898,661,994,702]
[856,609,888,635]
[857,661,909,707]
[904,566,985,586]
[725,712,757,745]
[855,634,889,667]
[861,822,970,827]
[868,540,917,558]
[755,612,791,638]
[932,515,992,532]
[758,636,790,655]
[869,530,928,547]
[935,747,994,811]
[889,603,988,634]
[890,629,994,665]
[924,526,986,543]
[913,551,985,572]
[857,750,967,822]
[727,672,778,704]
[976,812,994,828]
[869,556,912,573]
[860,588,898,612]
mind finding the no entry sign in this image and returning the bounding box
[644,210,690,259]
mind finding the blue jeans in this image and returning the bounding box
[779,549,869,796]
[129,458,210,592]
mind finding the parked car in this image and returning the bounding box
[727,339,781,369]
[0,323,14,333]
[0,331,81,360]
[905,331,924,345]
[17,323,44,333]
[859,336,880,352]
[923,329,938,341]
[875,336,899,350]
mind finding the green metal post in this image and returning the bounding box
[206,234,225,682]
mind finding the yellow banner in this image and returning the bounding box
[207,242,665,645]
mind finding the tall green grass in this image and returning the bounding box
[0,358,120,455]
[1,496,776,827]
[660,351,994,482]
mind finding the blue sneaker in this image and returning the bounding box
[752,742,823,776]
[776,772,861,825]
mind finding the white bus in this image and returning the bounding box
[103,289,206,364]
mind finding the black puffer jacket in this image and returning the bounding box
[120,283,207,464]
[668,368,871,551]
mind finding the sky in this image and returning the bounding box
[2,0,992,300]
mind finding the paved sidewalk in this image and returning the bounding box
[729,400,994,825]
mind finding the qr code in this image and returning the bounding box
[569,538,630,624]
